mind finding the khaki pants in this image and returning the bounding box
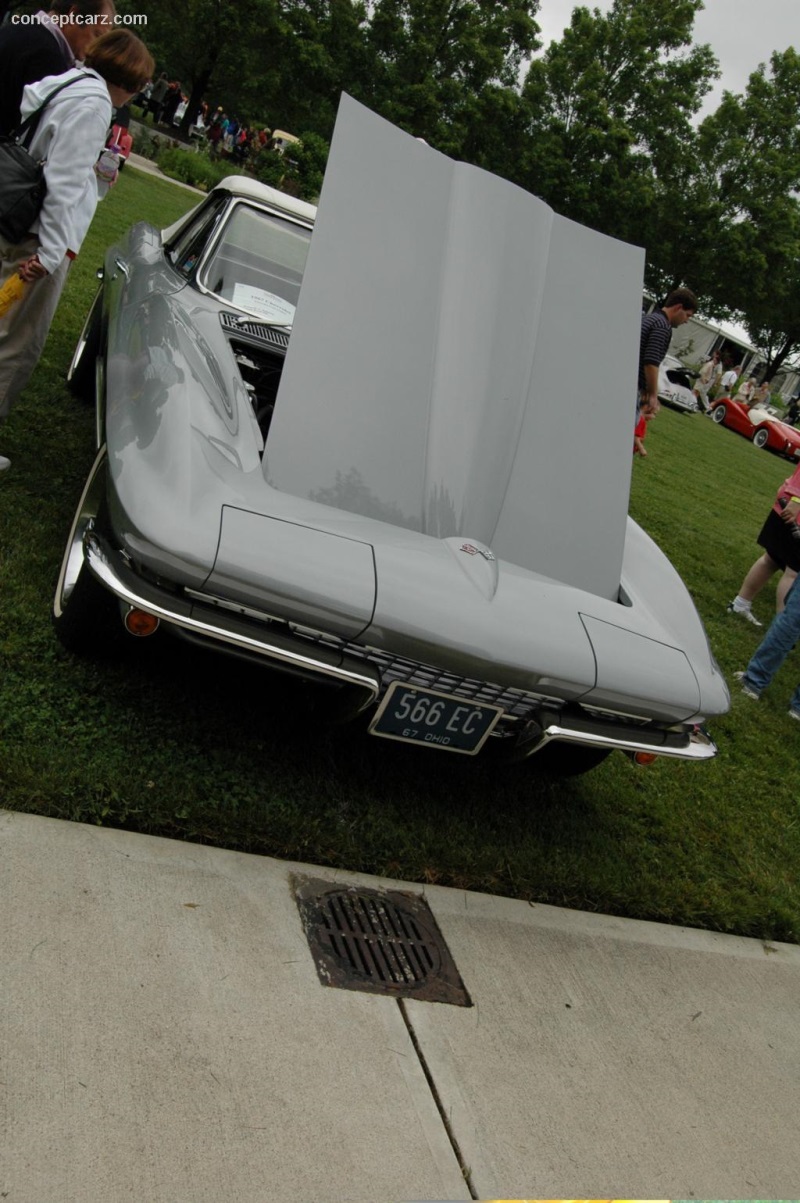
[0,234,69,423]
[694,384,711,412]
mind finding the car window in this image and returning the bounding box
[168,194,229,278]
[198,203,311,325]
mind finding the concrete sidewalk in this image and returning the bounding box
[2,809,799,1201]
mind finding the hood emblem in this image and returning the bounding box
[460,542,496,562]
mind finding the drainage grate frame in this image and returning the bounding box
[293,876,472,1007]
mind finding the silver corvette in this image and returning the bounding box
[54,97,730,774]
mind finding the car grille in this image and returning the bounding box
[291,628,561,731]
[185,589,652,737]
[220,311,290,351]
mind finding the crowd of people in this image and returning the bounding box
[637,295,790,458]
[691,348,778,416]
[137,74,279,166]
[205,112,276,164]
[636,291,800,718]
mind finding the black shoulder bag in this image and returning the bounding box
[0,74,87,244]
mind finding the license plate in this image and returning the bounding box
[368,682,502,755]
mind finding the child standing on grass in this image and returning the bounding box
[633,403,654,457]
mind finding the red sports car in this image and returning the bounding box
[710,397,800,460]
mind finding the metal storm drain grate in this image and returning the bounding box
[293,876,471,1006]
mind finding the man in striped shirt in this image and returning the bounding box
[639,288,697,414]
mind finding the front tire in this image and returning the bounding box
[753,428,770,448]
[529,742,612,777]
[52,448,122,654]
[491,734,612,776]
[67,287,103,400]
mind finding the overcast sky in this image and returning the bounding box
[533,0,798,115]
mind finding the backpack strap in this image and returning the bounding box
[11,72,92,149]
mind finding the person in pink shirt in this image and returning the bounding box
[727,463,800,625]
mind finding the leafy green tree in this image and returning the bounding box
[291,130,330,199]
[118,0,374,137]
[253,130,330,201]
[250,147,287,189]
[518,0,717,249]
[116,0,800,385]
[365,0,540,153]
[116,0,282,132]
[253,0,373,137]
[696,48,800,375]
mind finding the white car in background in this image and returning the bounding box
[658,355,698,413]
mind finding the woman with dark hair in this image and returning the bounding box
[0,29,154,471]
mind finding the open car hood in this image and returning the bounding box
[265,95,644,600]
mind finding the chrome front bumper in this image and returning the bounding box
[84,532,381,706]
[507,710,716,761]
[84,532,717,762]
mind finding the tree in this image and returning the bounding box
[264,0,373,137]
[253,129,330,201]
[116,0,282,132]
[365,0,540,153]
[696,48,800,376]
[517,0,717,250]
[117,0,374,138]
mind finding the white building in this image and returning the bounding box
[666,311,799,400]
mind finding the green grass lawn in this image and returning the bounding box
[1,167,799,943]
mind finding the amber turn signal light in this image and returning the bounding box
[124,607,160,637]
[633,751,659,766]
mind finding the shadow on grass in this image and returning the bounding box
[23,625,609,876]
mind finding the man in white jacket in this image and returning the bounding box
[0,29,153,471]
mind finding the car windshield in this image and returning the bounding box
[199,202,311,325]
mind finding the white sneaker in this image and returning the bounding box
[734,670,761,699]
[726,601,762,626]
[0,455,10,472]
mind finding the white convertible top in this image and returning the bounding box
[211,175,317,221]
[161,175,316,244]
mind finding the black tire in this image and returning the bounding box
[67,286,103,400]
[52,449,122,655]
[711,405,727,424]
[315,682,376,726]
[753,428,770,449]
[528,741,612,777]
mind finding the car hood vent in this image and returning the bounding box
[220,311,290,350]
[204,505,376,640]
